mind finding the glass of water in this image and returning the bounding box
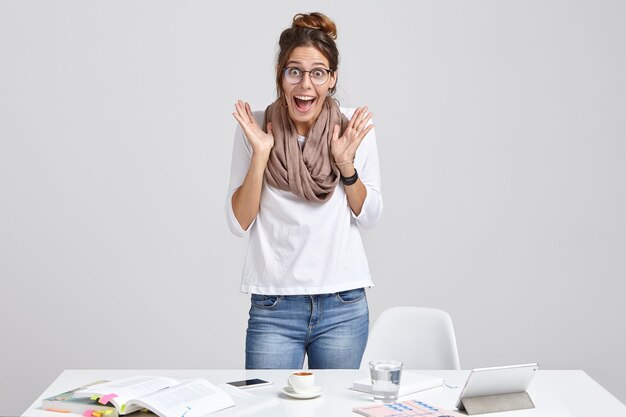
[369,360,403,403]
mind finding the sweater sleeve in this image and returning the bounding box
[225,118,256,237]
[351,124,383,229]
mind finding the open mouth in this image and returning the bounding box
[293,95,316,113]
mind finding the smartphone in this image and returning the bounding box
[226,378,273,389]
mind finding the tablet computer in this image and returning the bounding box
[455,363,538,410]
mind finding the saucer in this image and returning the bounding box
[282,385,323,399]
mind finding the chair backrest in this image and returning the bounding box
[360,306,461,370]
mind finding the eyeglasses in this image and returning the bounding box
[283,67,333,85]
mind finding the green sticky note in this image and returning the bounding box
[91,396,99,401]
[121,404,126,413]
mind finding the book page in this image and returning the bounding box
[74,376,180,413]
[127,379,235,417]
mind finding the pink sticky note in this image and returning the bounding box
[98,393,118,405]
[83,411,93,417]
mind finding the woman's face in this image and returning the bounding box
[281,46,337,136]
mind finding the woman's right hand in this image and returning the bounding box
[232,100,274,158]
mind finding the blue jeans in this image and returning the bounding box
[245,288,369,369]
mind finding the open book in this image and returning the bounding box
[42,380,119,417]
[74,376,235,417]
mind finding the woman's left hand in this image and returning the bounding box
[331,106,374,168]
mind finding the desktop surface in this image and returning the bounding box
[22,369,626,417]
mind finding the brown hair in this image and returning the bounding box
[275,12,339,98]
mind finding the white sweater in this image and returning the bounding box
[225,108,383,295]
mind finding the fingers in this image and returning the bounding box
[233,100,263,144]
[232,101,246,125]
[245,101,254,121]
[232,107,245,126]
[233,100,253,125]
[362,123,374,137]
[347,106,374,140]
[346,106,365,131]
[332,124,340,141]
[353,106,372,132]
[234,100,265,137]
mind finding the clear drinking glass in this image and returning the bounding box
[369,360,403,403]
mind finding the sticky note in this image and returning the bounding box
[99,393,118,405]
[92,412,102,417]
[83,411,93,417]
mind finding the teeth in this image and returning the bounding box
[295,96,315,101]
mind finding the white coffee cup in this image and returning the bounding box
[287,371,315,393]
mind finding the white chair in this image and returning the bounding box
[360,306,461,370]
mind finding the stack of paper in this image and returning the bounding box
[351,372,443,397]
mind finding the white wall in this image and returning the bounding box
[1,0,625,414]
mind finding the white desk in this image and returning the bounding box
[22,369,625,417]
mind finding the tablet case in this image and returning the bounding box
[460,391,535,415]
[457,363,538,415]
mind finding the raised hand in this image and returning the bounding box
[331,106,374,168]
[232,100,274,158]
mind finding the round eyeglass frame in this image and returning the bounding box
[282,67,334,86]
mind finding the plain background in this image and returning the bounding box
[1,0,625,414]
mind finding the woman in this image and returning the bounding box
[226,12,383,369]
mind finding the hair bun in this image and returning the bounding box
[292,12,337,40]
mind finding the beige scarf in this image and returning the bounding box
[263,97,349,203]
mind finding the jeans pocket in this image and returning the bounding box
[335,288,366,304]
[251,294,282,309]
